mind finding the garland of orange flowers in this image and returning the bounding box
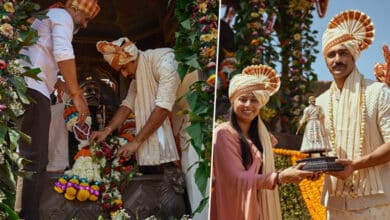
[273,148,326,220]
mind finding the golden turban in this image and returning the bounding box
[228,65,280,107]
[322,10,375,60]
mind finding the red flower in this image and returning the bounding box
[103,194,110,200]
[0,60,7,70]
[110,182,117,188]
[95,150,104,158]
[114,166,122,172]
[199,16,208,23]
[119,158,126,164]
[123,166,132,172]
[104,166,111,175]
[102,203,111,210]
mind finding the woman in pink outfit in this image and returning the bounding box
[211,65,313,220]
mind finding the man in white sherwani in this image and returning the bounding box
[317,10,390,219]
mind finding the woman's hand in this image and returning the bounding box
[279,163,314,184]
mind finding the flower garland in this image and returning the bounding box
[273,148,326,220]
[228,0,319,132]
[0,1,47,217]
[54,102,137,218]
[232,0,278,69]
[91,137,137,215]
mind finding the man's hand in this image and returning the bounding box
[326,159,354,180]
[90,127,111,143]
[116,140,141,159]
[72,92,89,123]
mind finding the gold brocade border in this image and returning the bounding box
[273,148,326,220]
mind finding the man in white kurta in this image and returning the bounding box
[94,37,180,165]
[317,10,390,219]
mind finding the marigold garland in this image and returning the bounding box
[273,148,326,220]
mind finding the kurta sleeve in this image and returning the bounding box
[154,52,180,111]
[377,87,390,142]
[120,81,136,111]
[49,10,75,62]
[300,107,310,125]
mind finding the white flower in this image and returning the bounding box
[0,23,14,38]
[111,208,130,220]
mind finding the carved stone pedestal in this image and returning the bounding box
[40,171,187,220]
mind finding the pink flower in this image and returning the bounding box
[199,16,208,23]
[206,62,216,68]
[0,104,6,113]
[0,60,6,70]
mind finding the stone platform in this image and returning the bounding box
[40,171,187,220]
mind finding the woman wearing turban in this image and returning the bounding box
[211,65,313,220]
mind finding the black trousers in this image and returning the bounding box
[19,89,51,220]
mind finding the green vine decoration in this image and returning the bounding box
[0,0,47,219]
[174,0,218,214]
[274,0,319,133]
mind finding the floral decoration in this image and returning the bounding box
[174,0,218,214]
[54,101,137,218]
[222,0,320,133]
[91,137,138,216]
[275,0,319,133]
[0,0,46,218]
[273,148,326,220]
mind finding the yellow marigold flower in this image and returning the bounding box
[251,12,259,18]
[250,39,260,46]
[198,3,207,13]
[294,33,301,41]
[4,2,15,13]
[200,34,213,42]
[207,74,216,86]
[258,8,265,14]
[248,22,261,29]
[201,46,216,58]
[211,28,218,39]
[114,199,123,205]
